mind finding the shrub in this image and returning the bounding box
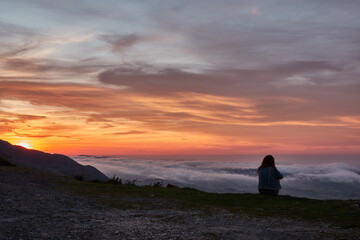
[152,181,163,187]
[125,179,136,185]
[0,156,16,167]
[108,175,122,185]
[74,174,84,181]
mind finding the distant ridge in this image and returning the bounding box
[0,139,108,181]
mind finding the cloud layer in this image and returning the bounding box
[74,155,360,200]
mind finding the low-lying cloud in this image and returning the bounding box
[74,155,360,200]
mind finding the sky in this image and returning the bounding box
[0,0,359,155]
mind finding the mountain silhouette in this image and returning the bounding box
[0,139,108,181]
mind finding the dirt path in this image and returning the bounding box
[0,167,358,239]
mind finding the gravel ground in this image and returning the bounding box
[0,166,358,240]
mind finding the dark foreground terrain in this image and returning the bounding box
[0,166,359,240]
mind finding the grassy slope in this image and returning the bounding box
[57,177,360,229]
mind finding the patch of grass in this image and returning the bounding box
[56,177,360,229]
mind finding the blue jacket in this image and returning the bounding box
[258,167,283,190]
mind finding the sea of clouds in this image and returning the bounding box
[73,155,360,200]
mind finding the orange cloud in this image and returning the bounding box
[1,79,360,155]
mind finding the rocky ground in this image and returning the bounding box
[0,166,359,240]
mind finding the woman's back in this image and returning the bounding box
[257,155,284,195]
[257,166,283,190]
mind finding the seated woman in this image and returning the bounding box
[257,155,283,196]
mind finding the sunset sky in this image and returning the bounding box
[0,0,359,155]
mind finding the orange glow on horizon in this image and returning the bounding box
[15,141,32,149]
[1,86,359,156]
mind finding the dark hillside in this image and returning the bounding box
[0,139,108,181]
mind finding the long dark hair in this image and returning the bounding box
[257,155,275,174]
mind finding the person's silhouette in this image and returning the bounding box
[257,155,283,196]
